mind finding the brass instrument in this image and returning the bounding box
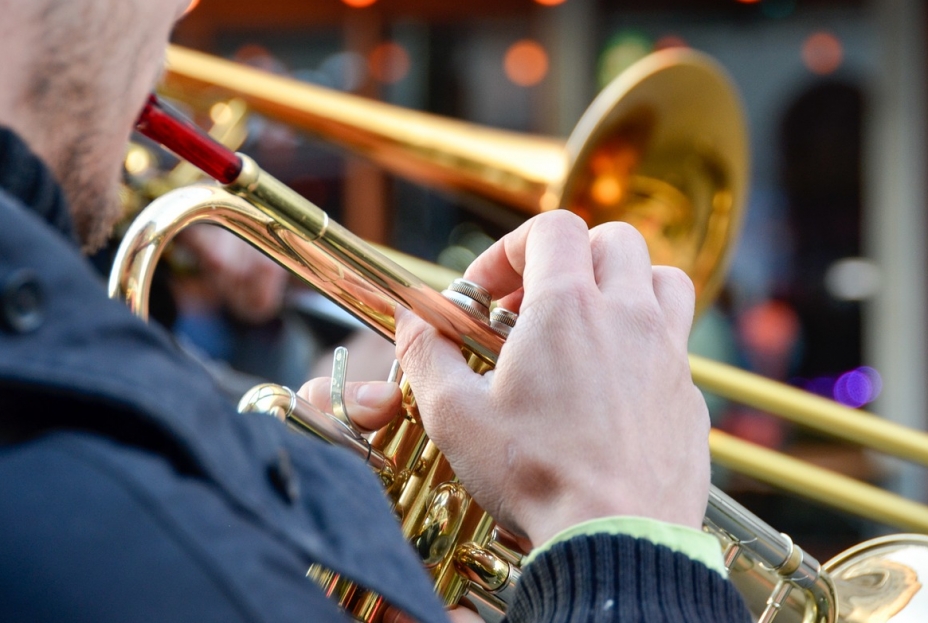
[155,44,928,506]
[110,50,928,622]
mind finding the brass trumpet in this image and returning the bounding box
[154,44,928,531]
[111,50,928,622]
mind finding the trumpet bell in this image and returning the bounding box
[826,534,928,622]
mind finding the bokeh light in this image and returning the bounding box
[739,300,800,359]
[124,145,153,176]
[210,102,235,126]
[232,44,286,74]
[534,0,568,5]
[369,42,411,84]
[834,367,883,408]
[735,0,761,3]
[824,257,881,301]
[802,31,844,75]
[504,40,549,87]
[797,366,882,408]
[341,0,378,7]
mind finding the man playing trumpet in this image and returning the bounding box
[0,1,750,621]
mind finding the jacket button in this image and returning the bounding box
[0,269,44,334]
[267,448,300,504]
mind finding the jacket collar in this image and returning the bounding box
[0,127,76,242]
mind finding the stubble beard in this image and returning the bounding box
[25,1,142,254]
[55,127,124,254]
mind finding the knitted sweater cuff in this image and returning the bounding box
[506,533,752,623]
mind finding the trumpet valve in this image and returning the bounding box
[489,307,518,338]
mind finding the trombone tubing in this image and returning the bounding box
[691,355,928,467]
[710,429,928,533]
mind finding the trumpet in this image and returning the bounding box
[111,50,928,622]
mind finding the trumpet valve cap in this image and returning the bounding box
[490,307,518,338]
[442,278,491,321]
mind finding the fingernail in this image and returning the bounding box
[357,382,399,407]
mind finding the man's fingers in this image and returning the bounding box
[495,287,524,314]
[395,307,479,392]
[589,222,654,298]
[395,308,483,434]
[651,265,697,344]
[297,377,402,432]
[464,211,594,301]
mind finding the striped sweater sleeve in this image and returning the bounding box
[505,533,753,623]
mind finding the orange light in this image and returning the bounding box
[503,40,549,87]
[534,0,568,5]
[341,0,377,7]
[183,0,200,15]
[591,175,624,207]
[802,31,843,75]
[369,42,411,84]
[655,35,687,50]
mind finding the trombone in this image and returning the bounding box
[113,46,928,622]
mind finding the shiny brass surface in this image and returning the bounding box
[113,163,928,623]
[694,356,928,468]
[453,543,512,593]
[161,44,747,315]
[154,45,928,469]
[710,429,928,534]
[825,534,928,622]
[110,175,503,364]
[111,165,829,623]
[110,174,506,620]
[414,483,471,567]
[111,49,928,622]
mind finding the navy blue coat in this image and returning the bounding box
[0,128,755,623]
[0,129,447,623]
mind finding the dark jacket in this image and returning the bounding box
[0,128,447,622]
[0,127,752,623]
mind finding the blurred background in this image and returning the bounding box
[119,0,928,561]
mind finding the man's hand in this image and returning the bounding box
[297,377,402,432]
[395,211,710,547]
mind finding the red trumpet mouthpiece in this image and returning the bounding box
[136,95,243,185]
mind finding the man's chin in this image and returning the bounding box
[72,194,124,256]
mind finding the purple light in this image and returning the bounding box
[858,366,882,401]
[807,377,836,398]
[833,370,870,407]
[832,366,882,408]
[795,366,883,409]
